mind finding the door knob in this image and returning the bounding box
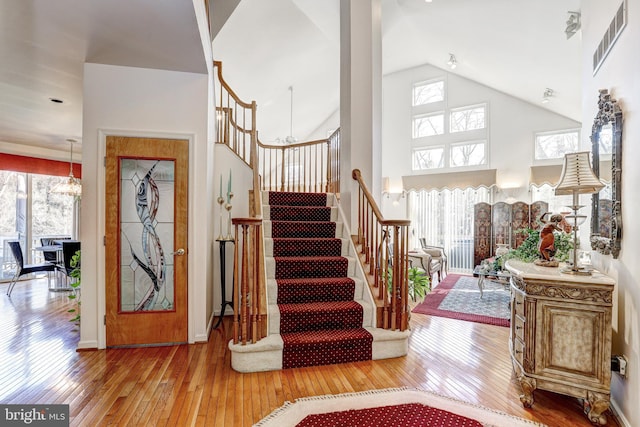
[173,248,185,256]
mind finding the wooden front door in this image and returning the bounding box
[105,136,188,346]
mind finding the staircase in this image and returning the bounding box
[229,191,410,373]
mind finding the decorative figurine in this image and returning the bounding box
[535,212,564,267]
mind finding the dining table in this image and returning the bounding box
[33,243,69,291]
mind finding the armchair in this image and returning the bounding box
[418,238,447,279]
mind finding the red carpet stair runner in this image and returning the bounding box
[229,191,410,373]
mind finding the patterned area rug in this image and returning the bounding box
[411,274,510,327]
[254,388,546,427]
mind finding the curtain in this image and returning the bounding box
[408,186,494,273]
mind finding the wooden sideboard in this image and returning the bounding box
[505,260,615,425]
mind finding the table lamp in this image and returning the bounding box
[554,151,604,275]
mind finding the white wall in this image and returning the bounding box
[583,1,639,426]
[81,63,212,348]
[381,64,581,218]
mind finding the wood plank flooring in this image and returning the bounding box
[0,277,621,426]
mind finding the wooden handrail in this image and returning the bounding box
[214,61,254,109]
[352,169,410,331]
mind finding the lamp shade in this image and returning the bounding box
[554,151,604,195]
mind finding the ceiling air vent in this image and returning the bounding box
[593,1,627,75]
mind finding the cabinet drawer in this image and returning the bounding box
[513,337,525,366]
[514,315,525,340]
[513,290,525,317]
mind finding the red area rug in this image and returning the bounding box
[297,402,482,427]
[411,274,510,327]
[255,388,546,427]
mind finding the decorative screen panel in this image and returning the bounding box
[120,159,175,312]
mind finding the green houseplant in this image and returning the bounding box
[387,266,431,302]
[492,228,573,271]
[68,249,81,323]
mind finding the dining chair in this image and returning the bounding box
[6,241,57,297]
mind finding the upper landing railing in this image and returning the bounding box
[213,61,340,198]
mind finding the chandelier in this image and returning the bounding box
[276,86,297,145]
[51,139,82,197]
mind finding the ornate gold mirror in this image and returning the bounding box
[590,89,622,258]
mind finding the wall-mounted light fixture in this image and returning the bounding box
[382,177,406,202]
[447,53,457,69]
[565,11,581,39]
[542,88,554,104]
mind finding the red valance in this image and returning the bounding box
[0,153,82,178]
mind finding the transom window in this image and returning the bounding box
[450,105,486,133]
[413,80,444,106]
[534,130,580,160]
[413,147,444,170]
[412,141,486,171]
[413,112,444,138]
[450,141,486,167]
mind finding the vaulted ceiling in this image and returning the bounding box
[214,0,582,143]
[0,0,582,155]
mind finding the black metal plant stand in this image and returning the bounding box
[213,238,234,328]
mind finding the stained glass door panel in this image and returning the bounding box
[120,159,175,312]
[105,136,188,347]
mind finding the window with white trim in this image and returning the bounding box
[450,141,486,167]
[413,80,444,106]
[413,147,445,170]
[413,112,444,138]
[450,104,486,133]
[534,130,580,160]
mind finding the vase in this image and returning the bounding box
[496,243,510,257]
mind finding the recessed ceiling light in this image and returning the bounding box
[49,98,64,104]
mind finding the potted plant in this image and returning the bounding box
[68,249,81,324]
[493,228,573,270]
[408,267,431,302]
[387,266,431,303]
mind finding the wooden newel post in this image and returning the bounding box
[232,218,263,345]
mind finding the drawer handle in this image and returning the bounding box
[516,302,523,305]
[515,350,523,354]
[516,326,523,330]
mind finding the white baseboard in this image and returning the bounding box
[77,340,99,350]
[610,396,631,427]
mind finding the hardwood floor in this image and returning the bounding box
[0,277,621,426]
